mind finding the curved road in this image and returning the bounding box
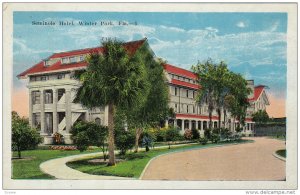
[141,137,285,180]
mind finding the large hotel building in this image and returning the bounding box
[18,39,270,144]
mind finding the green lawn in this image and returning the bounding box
[67,139,252,178]
[12,148,102,179]
[276,149,286,158]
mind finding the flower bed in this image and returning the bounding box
[49,145,77,151]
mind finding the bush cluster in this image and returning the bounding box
[115,129,135,155]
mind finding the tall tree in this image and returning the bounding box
[74,39,148,166]
[192,59,229,129]
[212,61,230,128]
[226,73,251,130]
[116,46,169,153]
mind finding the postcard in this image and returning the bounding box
[2,2,297,190]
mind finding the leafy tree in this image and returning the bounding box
[192,59,220,129]
[12,111,42,158]
[74,39,148,165]
[252,110,269,125]
[71,121,108,160]
[226,73,251,129]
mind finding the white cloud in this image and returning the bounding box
[269,21,279,32]
[236,21,246,28]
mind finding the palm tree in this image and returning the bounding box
[74,39,148,166]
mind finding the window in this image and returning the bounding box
[57,89,65,102]
[44,90,53,104]
[193,106,195,113]
[175,87,177,96]
[193,91,195,99]
[45,112,53,134]
[187,105,189,113]
[186,89,189,98]
[79,55,84,62]
[95,117,101,126]
[45,60,51,66]
[62,57,68,64]
[32,113,41,129]
[175,104,178,112]
[57,74,65,79]
[41,76,48,81]
[32,91,40,104]
[198,121,202,130]
[69,56,77,63]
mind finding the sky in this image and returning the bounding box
[13,12,287,117]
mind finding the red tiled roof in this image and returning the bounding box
[248,86,265,101]
[171,79,200,89]
[163,63,197,79]
[18,39,147,78]
[176,113,219,120]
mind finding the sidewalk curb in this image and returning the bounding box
[273,150,286,162]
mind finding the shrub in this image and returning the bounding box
[12,111,43,158]
[155,129,166,142]
[184,129,193,140]
[53,132,64,145]
[204,128,211,140]
[165,128,181,149]
[210,133,220,143]
[142,135,152,152]
[191,128,200,140]
[71,121,108,155]
[115,129,135,155]
[199,137,208,145]
[220,128,231,141]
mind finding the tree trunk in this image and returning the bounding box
[18,148,21,159]
[134,128,142,153]
[217,108,221,129]
[223,109,226,128]
[209,111,212,129]
[107,103,116,166]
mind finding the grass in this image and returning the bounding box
[12,148,102,179]
[276,149,286,158]
[67,139,252,178]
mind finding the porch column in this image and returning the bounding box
[165,119,169,128]
[40,89,46,135]
[195,120,199,130]
[174,119,177,128]
[28,89,33,126]
[85,111,89,121]
[189,120,192,130]
[53,88,58,134]
[181,119,184,131]
[65,88,72,133]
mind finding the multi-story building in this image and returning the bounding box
[18,38,269,144]
[163,64,270,136]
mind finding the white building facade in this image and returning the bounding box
[18,39,270,144]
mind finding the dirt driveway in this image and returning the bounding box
[141,137,285,181]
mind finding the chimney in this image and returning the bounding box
[247,80,254,99]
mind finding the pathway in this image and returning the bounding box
[141,137,286,180]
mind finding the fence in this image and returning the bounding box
[254,125,286,137]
